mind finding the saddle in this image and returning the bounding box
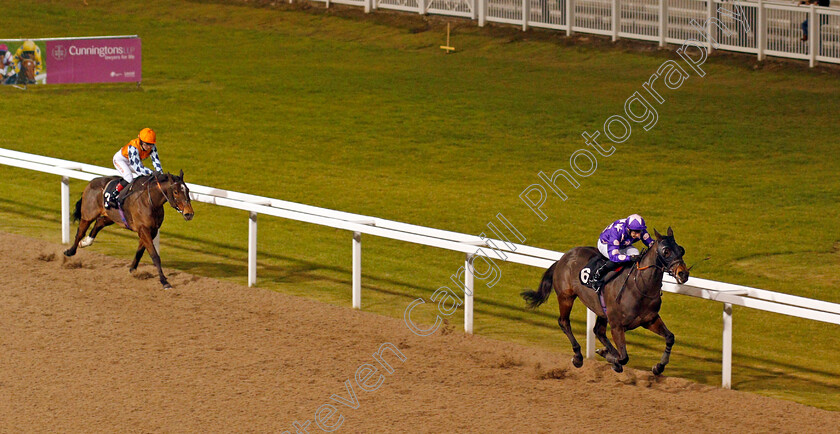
[579,255,624,289]
[103,179,129,210]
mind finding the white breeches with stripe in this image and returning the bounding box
[113,150,137,183]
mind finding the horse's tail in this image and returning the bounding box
[72,196,82,222]
[521,262,557,309]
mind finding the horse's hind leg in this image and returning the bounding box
[643,315,675,375]
[556,290,584,368]
[79,217,114,248]
[64,218,94,257]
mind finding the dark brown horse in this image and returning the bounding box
[64,171,194,289]
[521,228,689,374]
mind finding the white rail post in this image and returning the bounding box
[465,253,474,334]
[418,0,426,14]
[658,0,667,47]
[612,0,619,41]
[472,0,478,20]
[722,303,733,389]
[567,0,575,35]
[586,308,597,358]
[248,211,257,287]
[706,0,714,52]
[756,0,765,61]
[523,0,530,31]
[809,4,817,67]
[479,0,487,26]
[365,0,371,13]
[352,232,362,309]
[61,176,70,244]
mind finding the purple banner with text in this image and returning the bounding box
[45,37,141,84]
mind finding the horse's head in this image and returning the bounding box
[159,170,194,221]
[19,59,36,84]
[652,227,689,284]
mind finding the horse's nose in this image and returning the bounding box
[184,212,194,221]
[678,270,689,283]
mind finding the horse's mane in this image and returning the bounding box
[121,172,182,198]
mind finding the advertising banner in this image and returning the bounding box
[1,36,141,85]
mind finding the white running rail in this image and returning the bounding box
[1,148,838,390]
[309,0,840,67]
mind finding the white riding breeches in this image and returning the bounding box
[113,150,136,183]
[597,240,639,262]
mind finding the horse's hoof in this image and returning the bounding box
[652,363,665,376]
[612,363,623,373]
[572,356,583,368]
[162,283,172,290]
[63,249,75,257]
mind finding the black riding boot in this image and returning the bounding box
[106,180,128,209]
[115,180,129,209]
[590,260,620,292]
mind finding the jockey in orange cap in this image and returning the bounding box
[105,128,163,209]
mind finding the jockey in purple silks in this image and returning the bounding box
[589,214,655,292]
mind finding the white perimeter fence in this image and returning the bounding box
[1,147,839,389]
[317,0,840,67]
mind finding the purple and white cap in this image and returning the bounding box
[626,214,646,231]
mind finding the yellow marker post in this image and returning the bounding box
[440,23,455,53]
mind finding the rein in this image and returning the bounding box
[616,244,671,301]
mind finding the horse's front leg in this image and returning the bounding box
[593,316,626,372]
[129,241,146,273]
[597,325,629,373]
[137,226,170,289]
[643,315,675,375]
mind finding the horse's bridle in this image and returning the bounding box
[148,177,185,214]
[619,241,684,300]
[636,242,683,278]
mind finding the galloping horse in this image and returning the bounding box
[18,58,36,84]
[3,58,36,85]
[64,171,194,289]
[521,228,689,374]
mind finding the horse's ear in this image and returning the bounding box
[653,228,663,240]
[667,226,674,237]
[179,169,184,181]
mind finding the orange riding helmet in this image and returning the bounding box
[138,128,156,145]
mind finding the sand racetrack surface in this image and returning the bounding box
[1,231,837,433]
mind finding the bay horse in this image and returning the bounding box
[521,228,689,374]
[18,58,36,84]
[3,58,36,85]
[64,171,194,289]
